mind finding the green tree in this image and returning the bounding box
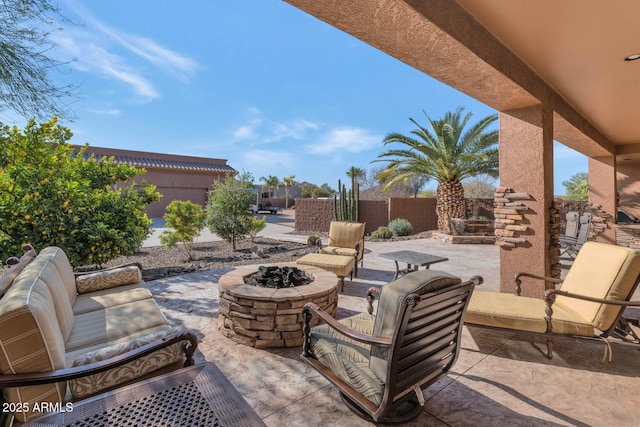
[159,200,205,261]
[248,215,267,245]
[463,174,497,198]
[259,175,280,199]
[375,107,499,230]
[0,117,159,266]
[0,0,76,120]
[562,172,589,201]
[282,175,296,208]
[301,183,332,198]
[205,172,255,250]
[346,166,365,190]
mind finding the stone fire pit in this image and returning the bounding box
[218,263,338,348]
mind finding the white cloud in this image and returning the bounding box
[234,125,257,140]
[231,112,319,144]
[90,108,122,117]
[310,127,382,154]
[242,149,298,174]
[267,119,319,142]
[53,1,197,100]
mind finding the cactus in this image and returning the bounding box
[333,179,360,221]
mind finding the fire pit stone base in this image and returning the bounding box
[218,263,338,348]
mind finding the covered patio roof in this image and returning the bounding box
[283,0,640,162]
[283,0,640,293]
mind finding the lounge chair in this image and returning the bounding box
[319,221,365,276]
[466,242,640,361]
[563,211,579,239]
[301,270,480,423]
[560,212,592,258]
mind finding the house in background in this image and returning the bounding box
[75,146,236,217]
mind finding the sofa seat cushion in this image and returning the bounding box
[64,325,172,363]
[466,291,594,336]
[309,312,384,406]
[68,328,185,398]
[320,246,357,258]
[65,299,169,352]
[296,253,355,278]
[72,283,153,315]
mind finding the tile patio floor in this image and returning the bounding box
[146,237,640,426]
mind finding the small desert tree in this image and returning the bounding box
[159,200,205,260]
[248,216,267,245]
[205,172,255,250]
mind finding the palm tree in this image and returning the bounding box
[375,107,499,231]
[282,175,296,208]
[259,175,280,200]
[346,166,365,190]
[562,172,588,201]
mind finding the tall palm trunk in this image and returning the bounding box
[436,180,466,231]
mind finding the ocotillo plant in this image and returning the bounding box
[333,179,360,221]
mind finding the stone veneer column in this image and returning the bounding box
[588,156,616,244]
[499,105,554,297]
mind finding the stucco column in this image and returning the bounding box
[499,105,554,297]
[588,156,617,243]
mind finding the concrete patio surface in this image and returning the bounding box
[143,211,640,426]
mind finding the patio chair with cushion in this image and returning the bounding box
[301,270,481,423]
[466,241,640,361]
[560,212,592,258]
[563,211,579,239]
[319,221,366,276]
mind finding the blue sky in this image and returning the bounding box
[14,0,586,194]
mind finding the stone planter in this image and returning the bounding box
[218,263,338,348]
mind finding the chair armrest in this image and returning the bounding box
[559,236,578,244]
[0,331,198,388]
[544,289,640,307]
[514,272,562,294]
[302,303,391,356]
[74,262,143,277]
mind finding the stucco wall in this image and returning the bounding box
[294,197,489,234]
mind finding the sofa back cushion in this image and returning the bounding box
[0,275,67,421]
[38,247,77,305]
[557,242,640,331]
[19,251,75,341]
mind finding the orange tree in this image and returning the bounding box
[0,117,159,266]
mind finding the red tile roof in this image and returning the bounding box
[74,145,236,173]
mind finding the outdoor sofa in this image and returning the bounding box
[0,245,197,422]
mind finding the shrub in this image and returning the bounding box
[388,218,413,237]
[307,234,321,247]
[371,226,393,240]
[205,171,255,250]
[248,216,267,244]
[0,118,159,266]
[159,200,206,261]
